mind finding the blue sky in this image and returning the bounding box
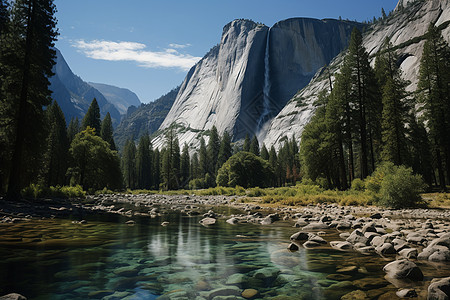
[54,0,398,103]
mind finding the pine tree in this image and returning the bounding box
[100,112,116,150]
[0,0,9,193]
[268,146,278,186]
[190,152,200,180]
[44,101,69,187]
[243,134,251,152]
[82,98,101,135]
[346,28,379,179]
[207,125,220,175]
[3,0,58,198]
[250,136,260,156]
[381,8,387,20]
[180,143,190,187]
[161,128,180,190]
[375,38,411,166]
[136,134,151,189]
[260,144,269,161]
[217,131,232,170]
[67,117,80,145]
[122,139,137,189]
[199,137,208,178]
[417,24,450,189]
[152,148,161,189]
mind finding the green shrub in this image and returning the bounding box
[246,187,266,197]
[22,184,86,199]
[351,178,366,191]
[378,165,426,208]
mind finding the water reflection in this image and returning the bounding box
[0,211,448,300]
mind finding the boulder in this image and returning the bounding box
[302,222,329,230]
[428,277,450,300]
[399,248,418,259]
[396,289,418,298]
[200,217,216,226]
[375,243,396,255]
[330,241,353,251]
[346,229,369,245]
[0,294,27,300]
[383,259,423,281]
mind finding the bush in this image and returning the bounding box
[372,163,426,208]
[351,178,366,191]
[22,184,86,199]
[246,187,266,197]
[216,152,274,188]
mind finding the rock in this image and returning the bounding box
[353,278,389,290]
[419,245,449,260]
[0,294,27,300]
[125,220,135,225]
[113,266,140,277]
[346,229,369,245]
[336,222,352,230]
[161,221,169,226]
[330,241,353,251]
[200,217,216,226]
[290,231,310,241]
[396,289,418,298]
[429,235,450,249]
[428,277,450,300]
[370,213,382,219]
[242,289,259,299]
[383,259,423,281]
[253,267,280,280]
[308,234,327,244]
[341,290,369,300]
[287,243,299,251]
[226,273,248,285]
[195,280,211,291]
[399,248,418,259]
[226,217,239,225]
[356,246,375,255]
[303,240,321,248]
[375,243,396,255]
[429,248,450,262]
[326,274,352,281]
[203,286,241,299]
[87,290,114,298]
[302,222,329,230]
[361,222,377,233]
[336,266,358,274]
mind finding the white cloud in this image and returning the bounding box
[72,40,201,71]
[169,43,191,49]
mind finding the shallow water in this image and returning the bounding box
[0,208,449,300]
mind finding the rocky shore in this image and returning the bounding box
[1,193,450,299]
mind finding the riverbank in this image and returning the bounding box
[1,194,450,299]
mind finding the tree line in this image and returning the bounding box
[300,25,450,191]
[121,126,300,190]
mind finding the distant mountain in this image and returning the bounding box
[49,49,121,126]
[114,87,180,150]
[88,82,141,115]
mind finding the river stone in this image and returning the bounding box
[302,222,329,230]
[356,246,375,255]
[226,217,239,225]
[383,259,423,281]
[287,243,299,251]
[226,273,248,285]
[308,234,327,244]
[353,278,389,290]
[341,290,369,300]
[346,229,369,245]
[429,248,450,262]
[375,243,396,255]
[429,235,450,249]
[399,248,418,259]
[336,221,352,230]
[253,267,280,280]
[113,266,139,277]
[200,217,216,226]
[419,245,448,260]
[336,266,358,274]
[396,289,418,298]
[362,223,377,233]
[242,289,258,299]
[330,241,352,251]
[427,277,450,300]
[290,231,310,241]
[303,240,321,248]
[370,213,382,219]
[0,294,27,300]
[203,286,241,299]
[326,274,352,281]
[87,290,114,298]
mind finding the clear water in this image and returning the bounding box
[0,207,448,300]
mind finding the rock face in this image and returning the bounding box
[155,18,361,149]
[114,87,179,150]
[262,0,450,148]
[49,49,121,126]
[88,82,141,115]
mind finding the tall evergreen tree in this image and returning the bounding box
[260,144,269,161]
[243,134,251,152]
[44,101,69,187]
[82,98,101,135]
[346,28,379,178]
[100,112,116,150]
[198,137,208,178]
[161,128,180,190]
[122,139,137,189]
[2,0,58,198]
[207,126,220,175]
[375,38,411,166]
[135,134,152,189]
[180,143,190,187]
[217,131,232,170]
[268,146,279,186]
[250,136,260,156]
[190,152,200,181]
[0,0,9,193]
[152,148,161,189]
[417,24,450,189]
[67,117,80,145]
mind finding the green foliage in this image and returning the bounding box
[351,178,365,191]
[135,134,152,189]
[100,112,116,150]
[246,187,266,197]
[22,184,85,199]
[250,136,260,156]
[68,127,122,191]
[122,139,137,189]
[378,165,426,208]
[82,98,101,134]
[216,152,274,188]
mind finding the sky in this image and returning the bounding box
[54,0,398,104]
